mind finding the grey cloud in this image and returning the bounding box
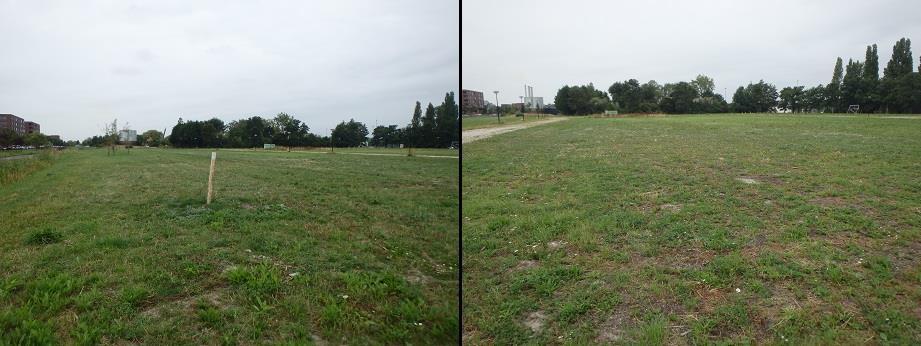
[0,0,458,140]
[462,0,921,105]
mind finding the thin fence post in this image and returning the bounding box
[207,152,216,204]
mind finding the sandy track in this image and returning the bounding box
[462,117,568,143]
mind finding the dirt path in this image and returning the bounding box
[462,117,568,143]
[0,154,34,161]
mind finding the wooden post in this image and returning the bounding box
[207,152,216,204]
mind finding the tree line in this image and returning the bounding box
[79,91,458,149]
[370,91,458,148]
[553,37,921,115]
[0,129,65,148]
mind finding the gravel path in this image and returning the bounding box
[462,117,568,143]
[0,154,34,161]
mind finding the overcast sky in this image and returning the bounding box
[0,0,458,140]
[463,0,921,105]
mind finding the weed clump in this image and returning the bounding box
[24,228,63,245]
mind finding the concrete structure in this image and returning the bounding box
[25,121,40,134]
[0,114,25,135]
[461,89,486,114]
[524,96,544,110]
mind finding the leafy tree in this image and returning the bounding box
[23,133,49,147]
[886,73,921,113]
[638,80,662,112]
[331,119,369,147]
[0,128,20,148]
[104,118,118,155]
[659,81,698,113]
[749,80,779,112]
[140,130,164,147]
[271,113,313,147]
[421,103,437,147]
[690,74,715,96]
[435,92,458,147]
[802,85,826,112]
[883,38,914,78]
[732,81,778,113]
[827,57,844,112]
[608,79,641,112]
[554,84,610,115]
[841,59,865,111]
[862,44,880,112]
[406,101,423,147]
[370,125,403,147]
[779,86,806,113]
[882,38,916,113]
[731,87,751,112]
[223,116,274,148]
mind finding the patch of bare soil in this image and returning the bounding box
[523,310,549,333]
[693,287,727,314]
[547,240,568,250]
[659,203,682,213]
[404,269,432,284]
[595,309,631,342]
[514,260,539,271]
[141,288,229,319]
[810,196,846,208]
[737,175,784,185]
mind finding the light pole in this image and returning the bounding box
[329,129,334,153]
[493,91,500,123]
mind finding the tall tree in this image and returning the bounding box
[841,59,865,111]
[435,91,458,147]
[407,101,423,147]
[862,44,880,112]
[883,38,914,78]
[882,38,915,113]
[421,103,437,147]
[827,57,844,112]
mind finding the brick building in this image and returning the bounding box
[0,114,25,135]
[25,121,40,134]
[461,89,486,114]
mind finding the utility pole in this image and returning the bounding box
[493,91,500,124]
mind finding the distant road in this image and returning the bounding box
[462,117,568,143]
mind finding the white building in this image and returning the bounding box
[523,96,544,110]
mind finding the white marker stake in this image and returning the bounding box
[207,152,216,204]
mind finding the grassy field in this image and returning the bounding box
[462,114,554,131]
[463,114,921,344]
[0,148,458,344]
[0,149,38,158]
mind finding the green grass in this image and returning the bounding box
[0,149,56,186]
[235,146,458,157]
[0,148,458,344]
[462,114,921,344]
[0,149,38,158]
[462,114,554,130]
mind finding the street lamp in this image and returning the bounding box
[493,90,500,123]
